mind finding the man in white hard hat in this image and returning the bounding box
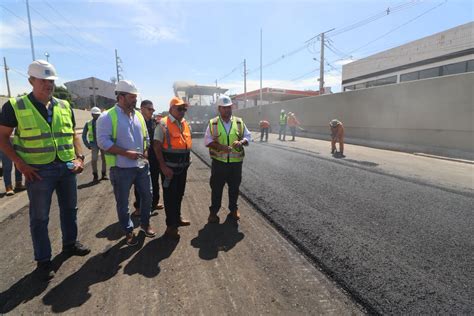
[205,95,251,223]
[97,80,155,246]
[0,60,90,280]
[82,106,107,182]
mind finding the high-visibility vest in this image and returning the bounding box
[86,120,94,142]
[103,106,147,168]
[279,113,287,125]
[159,116,192,168]
[259,120,270,128]
[208,116,245,163]
[10,95,75,164]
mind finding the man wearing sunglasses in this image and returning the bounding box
[153,97,192,240]
[205,95,252,224]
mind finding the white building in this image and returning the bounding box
[342,22,474,91]
[64,77,116,109]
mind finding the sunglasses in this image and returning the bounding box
[176,106,187,113]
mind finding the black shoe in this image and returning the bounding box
[34,261,55,281]
[101,173,108,180]
[62,241,91,256]
[93,173,99,182]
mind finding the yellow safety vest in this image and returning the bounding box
[10,96,75,164]
[279,113,287,125]
[209,116,245,163]
[104,106,147,167]
[87,120,94,142]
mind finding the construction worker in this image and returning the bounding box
[287,112,301,141]
[259,119,270,142]
[132,100,164,217]
[82,106,107,182]
[1,145,25,196]
[205,95,251,223]
[97,80,155,246]
[278,109,287,141]
[153,97,192,239]
[330,119,345,157]
[0,60,90,280]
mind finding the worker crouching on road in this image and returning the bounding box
[205,95,252,223]
[330,119,345,158]
[82,106,107,182]
[153,97,192,240]
[259,119,270,142]
[97,80,155,246]
[0,60,90,280]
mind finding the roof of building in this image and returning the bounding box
[232,87,323,103]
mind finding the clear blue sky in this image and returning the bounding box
[0,0,472,112]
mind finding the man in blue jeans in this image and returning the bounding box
[1,147,25,196]
[0,60,90,280]
[97,80,155,246]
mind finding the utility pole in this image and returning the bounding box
[3,57,11,97]
[243,58,247,108]
[115,49,123,81]
[306,28,335,94]
[259,28,263,113]
[26,0,35,60]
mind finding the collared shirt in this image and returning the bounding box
[204,116,252,146]
[153,114,184,143]
[97,104,149,168]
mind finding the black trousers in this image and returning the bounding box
[290,126,296,140]
[209,159,242,214]
[260,127,269,141]
[134,158,160,208]
[162,167,188,228]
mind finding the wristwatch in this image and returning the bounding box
[76,154,85,162]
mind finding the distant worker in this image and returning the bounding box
[287,112,301,141]
[278,109,287,141]
[0,60,90,280]
[330,119,345,157]
[97,80,155,246]
[259,119,270,142]
[82,106,107,182]
[132,100,164,217]
[153,97,192,240]
[1,136,26,195]
[205,95,251,223]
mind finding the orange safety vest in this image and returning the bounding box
[288,116,299,127]
[159,116,192,167]
[259,120,270,128]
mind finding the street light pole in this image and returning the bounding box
[26,0,35,60]
[45,52,49,62]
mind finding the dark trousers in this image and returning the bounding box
[162,167,188,228]
[134,158,160,209]
[260,127,269,141]
[209,159,242,214]
[290,126,296,140]
[278,125,287,140]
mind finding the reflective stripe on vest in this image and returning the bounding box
[87,120,94,142]
[279,113,287,125]
[208,116,245,163]
[159,116,192,153]
[11,96,75,164]
[104,106,148,168]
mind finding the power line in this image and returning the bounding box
[291,67,320,81]
[218,61,244,81]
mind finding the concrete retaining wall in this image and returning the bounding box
[235,72,474,159]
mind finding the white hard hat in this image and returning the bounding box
[28,60,58,80]
[91,107,101,115]
[115,80,138,95]
[281,109,285,113]
[330,119,340,127]
[216,95,233,107]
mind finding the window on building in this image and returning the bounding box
[467,60,474,73]
[354,82,367,89]
[400,71,419,82]
[374,76,397,86]
[419,67,440,79]
[442,61,467,75]
[344,85,355,91]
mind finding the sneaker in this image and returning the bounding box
[126,232,138,246]
[62,241,91,256]
[5,185,14,196]
[34,261,55,281]
[230,210,240,220]
[208,213,220,224]
[140,225,156,238]
[15,182,27,191]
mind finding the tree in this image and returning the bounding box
[53,86,76,108]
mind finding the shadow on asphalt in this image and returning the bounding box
[77,180,100,190]
[123,236,178,278]
[190,215,244,260]
[0,253,70,313]
[42,239,140,313]
[95,222,123,241]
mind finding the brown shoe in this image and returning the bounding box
[140,225,156,238]
[153,204,164,210]
[164,227,180,240]
[131,208,140,217]
[5,185,14,196]
[125,232,138,246]
[208,213,219,224]
[230,210,240,220]
[177,217,190,226]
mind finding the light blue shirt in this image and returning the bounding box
[204,116,252,146]
[97,104,149,168]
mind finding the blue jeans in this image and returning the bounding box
[27,162,78,262]
[1,150,22,187]
[109,165,152,233]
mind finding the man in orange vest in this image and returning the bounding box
[259,119,270,142]
[330,119,345,157]
[287,112,300,141]
[153,97,192,239]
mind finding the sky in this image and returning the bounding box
[0,0,472,112]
